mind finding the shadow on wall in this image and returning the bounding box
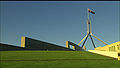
[0,37,74,51]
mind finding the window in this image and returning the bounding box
[113,46,115,51]
[109,47,112,51]
[118,44,120,50]
[109,46,116,51]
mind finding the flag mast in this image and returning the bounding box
[88,8,90,20]
[77,8,108,49]
[81,8,96,48]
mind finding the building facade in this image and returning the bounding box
[21,37,73,51]
[89,41,120,60]
[95,41,120,52]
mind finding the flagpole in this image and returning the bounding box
[87,8,90,34]
[88,8,90,20]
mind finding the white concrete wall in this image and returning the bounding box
[88,50,118,59]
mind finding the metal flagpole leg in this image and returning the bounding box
[78,34,88,46]
[82,33,90,47]
[91,34,108,45]
[89,35,96,48]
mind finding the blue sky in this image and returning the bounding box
[0,1,119,50]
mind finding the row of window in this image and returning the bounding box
[109,44,120,51]
[117,44,120,50]
[109,46,116,51]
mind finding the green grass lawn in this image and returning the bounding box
[0,51,120,68]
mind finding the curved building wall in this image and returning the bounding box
[89,41,120,60]
[95,41,120,52]
[0,43,25,51]
[21,37,73,51]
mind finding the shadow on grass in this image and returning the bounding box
[0,59,114,62]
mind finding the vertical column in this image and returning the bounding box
[21,37,25,48]
[66,41,70,48]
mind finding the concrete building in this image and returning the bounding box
[21,37,73,51]
[95,41,120,52]
[0,43,25,51]
[66,41,84,51]
[0,37,74,51]
[88,41,120,60]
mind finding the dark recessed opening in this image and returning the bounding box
[118,53,120,56]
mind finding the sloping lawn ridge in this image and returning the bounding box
[0,51,119,68]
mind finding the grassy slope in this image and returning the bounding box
[0,51,120,68]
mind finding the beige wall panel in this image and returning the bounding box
[88,50,118,59]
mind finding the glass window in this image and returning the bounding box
[109,47,111,51]
[113,46,115,51]
[118,44,120,50]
